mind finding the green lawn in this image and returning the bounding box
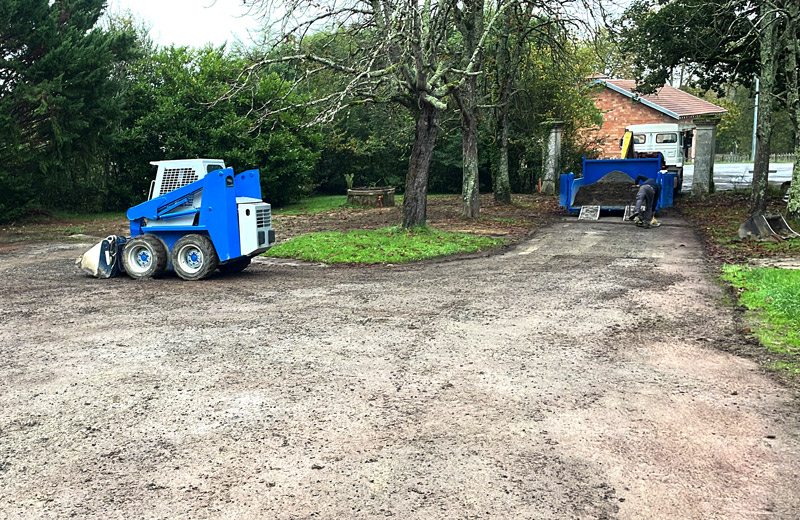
[722,265,800,373]
[265,226,504,264]
[273,193,455,215]
[273,195,351,215]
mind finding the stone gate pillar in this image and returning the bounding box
[691,119,719,196]
[541,121,564,196]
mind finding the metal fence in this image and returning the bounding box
[715,153,795,164]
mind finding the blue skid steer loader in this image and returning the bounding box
[77,159,275,281]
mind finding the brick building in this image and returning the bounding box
[588,77,727,159]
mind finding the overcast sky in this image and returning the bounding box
[106,0,262,48]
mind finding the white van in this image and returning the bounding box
[626,123,693,193]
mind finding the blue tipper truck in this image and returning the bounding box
[559,156,676,215]
[76,159,276,281]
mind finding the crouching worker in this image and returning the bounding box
[628,175,661,229]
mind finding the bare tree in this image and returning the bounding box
[233,0,507,227]
[452,0,485,218]
[457,0,609,211]
[488,3,572,204]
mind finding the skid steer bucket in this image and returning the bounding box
[738,214,800,242]
[766,215,800,239]
[76,235,127,278]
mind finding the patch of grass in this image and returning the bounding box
[722,265,800,372]
[273,193,457,215]
[772,361,800,374]
[265,226,505,264]
[274,196,351,215]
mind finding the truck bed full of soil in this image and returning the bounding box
[572,171,638,207]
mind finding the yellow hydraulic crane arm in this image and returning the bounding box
[620,130,635,159]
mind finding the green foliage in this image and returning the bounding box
[0,3,620,223]
[690,86,782,156]
[722,265,800,371]
[617,0,758,95]
[313,99,483,196]
[685,85,795,155]
[314,104,411,194]
[0,0,137,222]
[616,0,797,165]
[115,45,321,207]
[265,226,504,264]
[430,121,471,194]
[500,42,603,191]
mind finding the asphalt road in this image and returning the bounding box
[683,162,794,192]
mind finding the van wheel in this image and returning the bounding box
[674,169,684,195]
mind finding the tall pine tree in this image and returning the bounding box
[0,0,136,219]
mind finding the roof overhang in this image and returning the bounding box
[593,79,681,120]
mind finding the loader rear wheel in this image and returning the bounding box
[218,256,251,275]
[121,235,168,279]
[171,234,218,281]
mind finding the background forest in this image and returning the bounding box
[0,0,794,223]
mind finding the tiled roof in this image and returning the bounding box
[599,79,727,120]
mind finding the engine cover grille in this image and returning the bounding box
[256,207,271,228]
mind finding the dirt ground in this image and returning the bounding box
[2,197,800,519]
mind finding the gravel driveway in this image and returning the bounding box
[1,214,799,519]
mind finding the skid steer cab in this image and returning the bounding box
[77,159,275,281]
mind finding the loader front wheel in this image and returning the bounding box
[121,235,168,279]
[172,234,218,281]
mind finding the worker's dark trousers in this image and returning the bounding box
[635,185,656,223]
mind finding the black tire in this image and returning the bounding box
[171,234,218,281]
[218,256,251,275]
[121,235,168,279]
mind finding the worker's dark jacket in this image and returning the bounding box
[634,175,661,209]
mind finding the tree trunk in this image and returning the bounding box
[402,100,440,228]
[790,121,800,219]
[493,12,512,204]
[457,0,484,219]
[495,105,512,203]
[785,6,800,219]
[461,76,481,218]
[750,4,778,216]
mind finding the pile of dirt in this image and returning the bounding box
[572,171,638,207]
